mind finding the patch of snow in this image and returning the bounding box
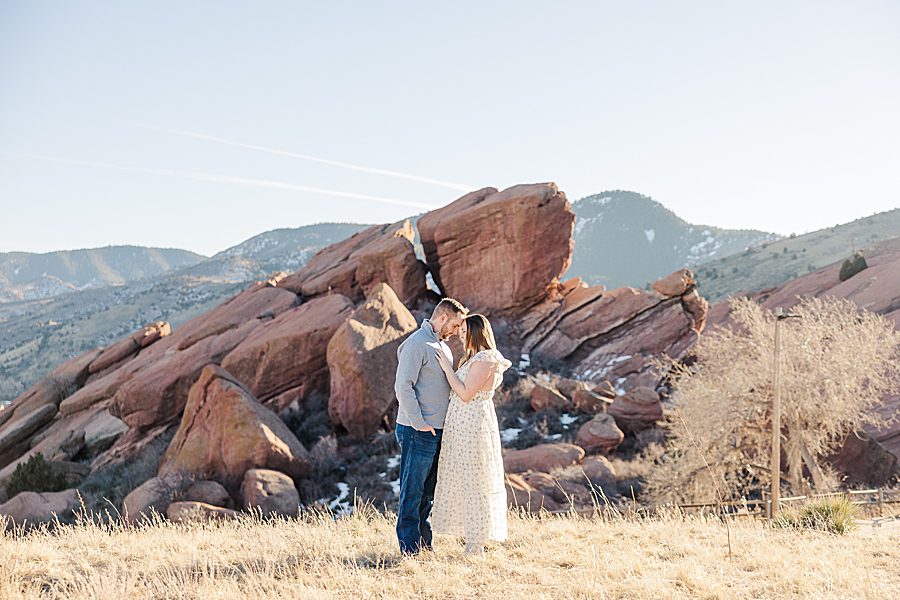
[518,353,531,370]
[615,377,627,395]
[425,272,441,294]
[574,214,604,236]
[559,413,578,426]
[517,417,530,426]
[390,479,400,496]
[545,433,563,441]
[386,455,400,469]
[500,428,522,443]
[644,229,655,243]
[328,482,352,515]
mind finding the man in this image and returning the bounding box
[394,297,468,555]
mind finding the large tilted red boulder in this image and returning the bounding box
[327,283,418,439]
[417,183,575,316]
[278,220,426,307]
[222,294,354,410]
[157,365,312,496]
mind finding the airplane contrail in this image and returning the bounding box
[4,153,437,210]
[155,127,475,192]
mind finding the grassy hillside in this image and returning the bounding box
[695,208,900,301]
[1,511,896,598]
[569,191,777,289]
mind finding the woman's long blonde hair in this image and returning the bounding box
[459,313,497,368]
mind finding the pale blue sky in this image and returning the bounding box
[1,1,898,256]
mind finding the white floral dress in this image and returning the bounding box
[432,348,512,544]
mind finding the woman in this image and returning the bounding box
[430,313,512,556]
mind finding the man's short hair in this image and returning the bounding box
[433,297,468,319]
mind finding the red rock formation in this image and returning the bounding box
[167,501,238,522]
[326,283,418,439]
[0,489,80,531]
[278,221,426,307]
[417,183,575,316]
[122,476,180,523]
[157,365,312,495]
[608,387,663,434]
[503,443,585,473]
[0,348,102,428]
[183,480,233,508]
[505,473,564,513]
[222,294,354,408]
[89,321,171,375]
[575,413,624,455]
[522,270,707,392]
[581,455,617,487]
[240,468,300,517]
[111,321,261,430]
[529,382,570,412]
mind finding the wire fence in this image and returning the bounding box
[677,488,900,520]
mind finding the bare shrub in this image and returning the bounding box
[646,297,900,505]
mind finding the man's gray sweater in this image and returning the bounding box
[394,320,453,430]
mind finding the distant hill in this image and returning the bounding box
[694,208,900,302]
[0,246,205,302]
[568,191,778,289]
[0,223,370,403]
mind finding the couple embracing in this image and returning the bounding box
[393,298,512,557]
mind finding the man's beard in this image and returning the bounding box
[438,322,454,340]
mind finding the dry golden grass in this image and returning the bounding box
[1,509,897,599]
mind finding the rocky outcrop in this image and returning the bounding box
[222,294,354,409]
[167,501,238,523]
[278,221,426,307]
[240,468,300,517]
[183,480,233,508]
[0,348,102,429]
[122,476,180,524]
[580,455,617,487]
[608,387,663,434]
[575,413,625,455]
[326,283,418,439]
[417,183,575,316]
[505,473,564,513]
[522,270,708,391]
[111,320,261,430]
[0,488,80,530]
[0,404,58,466]
[529,382,570,412]
[88,321,171,375]
[503,443,585,473]
[157,365,311,496]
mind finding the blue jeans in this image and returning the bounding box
[395,423,442,554]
